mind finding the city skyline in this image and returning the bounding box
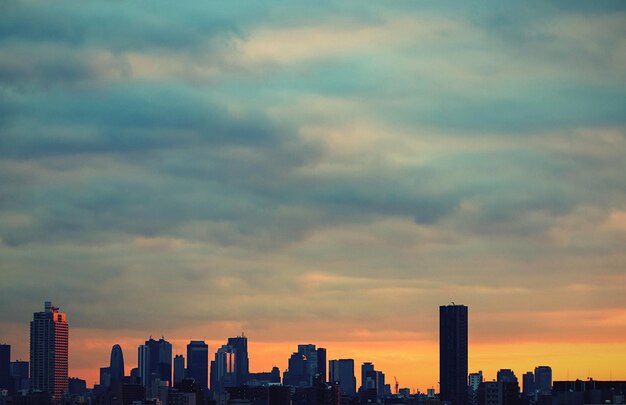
[1,301,623,394]
[1,0,626,398]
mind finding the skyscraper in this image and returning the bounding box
[174,355,185,386]
[361,362,375,391]
[138,337,172,389]
[227,336,249,387]
[534,366,552,395]
[316,348,326,382]
[186,340,208,392]
[0,344,10,392]
[522,372,535,396]
[440,304,468,405]
[211,344,235,396]
[329,359,356,396]
[110,344,125,383]
[30,301,69,401]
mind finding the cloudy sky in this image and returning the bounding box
[1,0,626,391]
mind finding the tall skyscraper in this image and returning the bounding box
[138,337,172,389]
[316,348,326,382]
[0,344,10,392]
[497,370,518,385]
[173,355,185,386]
[440,304,468,405]
[534,366,552,395]
[30,301,69,401]
[329,359,356,396]
[110,344,125,383]
[522,372,535,396]
[186,340,208,392]
[211,344,235,396]
[361,362,375,391]
[227,336,249,387]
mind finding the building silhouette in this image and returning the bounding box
[522,372,534,396]
[227,336,249,387]
[110,344,125,383]
[11,360,29,393]
[329,359,356,396]
[534,366,552,395]
[186,340,208,393]
[210,343,235,397]
[440,304,468,405]
[138,337,172,390]
[30,302,69,402]
[174,354,185,386]
[0,344,10,393]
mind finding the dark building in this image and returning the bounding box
[284,352,309,388]
[11,361,30,393]
[477,381,519,405]
[110,345,125,383]
[248,367,281,385]
[534,367,551,396]
[329,359,356,397]
[227,336,249,387]
[174,355,185,386]
[0,344,10,393]
[440,304,468,405]
[121,383,146,405]
[67,378,87,396]
[186,341,209,392]
[553,379,626,405]
[292,376,340,405]
[30,301,69,402]
[521,373,534,397]
[138,337,172,389]
[360,363,375,392]
[317,348,327,383]
[226,385,291,405]
[497,370,518,385]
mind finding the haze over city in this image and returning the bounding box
[1,0,626,400]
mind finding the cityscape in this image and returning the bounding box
[1,302,624,405]
[1,3,625,405]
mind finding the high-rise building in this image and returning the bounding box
[316,348,326,383]
[0,344,10,392]
[497,370,518,385]
[361,362,375,392]
[329,359,356,396]
[211,344,236,397]
[534,366,552,395]
[227,336,249,387]
[138,337,172,389]
[522,372,534,396]
[110,344,125,383]
[283,352,309,388]
[174,355,185,386]
[10,361,29,393]
[469,371,483,405]
[30,301,69,401]
[187,340,208,392]
[440,304,468,405]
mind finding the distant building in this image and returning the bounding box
[186,341,208,393]
[522,372,534,396]
[227,336,249,387]
[10,361,29,393]
[440,304,468,405]
[477,381,518,405]
[174,355,185,386]
[0,344,10,393]
[138,337,172,390]
[534,367,551,396]
[211,344,236,397]
[497,370,518,385]
[30,301,69,401]
[248,367,281,385]
[360,363,375,392]
[68,377,87,396]
[110,344,125,383]
[469,371,483,405]
[329,359,356,397]
[284,345,326,388]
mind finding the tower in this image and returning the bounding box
[439,304,468,405]
[30,301,69,401]
[329,359,356,396]
[186,340,208,392]
[110,344,125,383]
[227,336,249,387]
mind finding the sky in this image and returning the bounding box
[1,0,626,392]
